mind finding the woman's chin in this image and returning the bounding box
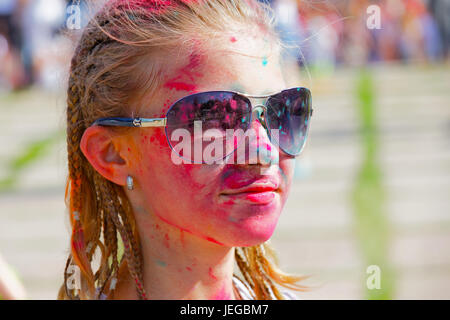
[217,214,280,247]
[186,197,283,247]
[228,231,275,247]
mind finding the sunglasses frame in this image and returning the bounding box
[91,87,313,158]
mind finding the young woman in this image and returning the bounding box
[59,0,313,300]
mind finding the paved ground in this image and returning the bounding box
[0,63,449,299]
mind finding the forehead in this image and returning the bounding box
[138,35,286,117]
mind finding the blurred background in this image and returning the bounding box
[0,0,449,299]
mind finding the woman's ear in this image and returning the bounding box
[80,126,128,186]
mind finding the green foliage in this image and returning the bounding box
[0,131,64,191]
[352,68,395,300]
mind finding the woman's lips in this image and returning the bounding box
[219,167,281,204]
[220,182,279,204]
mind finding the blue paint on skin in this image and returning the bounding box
[221,169,235,182]
[156,260,167,267]
[277,164,289,186]
[135,206,149,215]
[262,57,268,67]
[256,145,272,165]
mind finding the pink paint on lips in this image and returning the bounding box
[229,190,276,204]
[222,189,276,204]
[221,169,279,190]
[220,170,280,204]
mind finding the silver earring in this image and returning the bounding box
[126,175,134,190]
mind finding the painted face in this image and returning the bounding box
[126,35,295,247]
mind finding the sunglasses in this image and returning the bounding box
[92,87,313,163]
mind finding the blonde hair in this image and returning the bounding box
[60,0,307,300]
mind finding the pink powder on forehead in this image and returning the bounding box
[164,82,197,92]
[163,53,203,92]
[116,0,202,15]
[116,0,172,14]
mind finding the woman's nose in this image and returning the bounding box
[231,107,278,165]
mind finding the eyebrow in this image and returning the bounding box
[229,83,246,93]
[260,89,277,95]
[229,84,279,98]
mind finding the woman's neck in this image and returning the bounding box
[115,207,237,300]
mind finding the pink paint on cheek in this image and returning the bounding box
[180,229,185,247]
[154,213,196,236]
[164,233,170,248]
[152,128,167,146]
[230,36,237,43]
[153,213,224,246]
[205,237,224,246]
[178,163,195,175]
[208,267,217,280]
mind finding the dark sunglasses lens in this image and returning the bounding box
[165,91,251,163]
[266,88,312,155]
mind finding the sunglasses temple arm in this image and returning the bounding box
[139,118,167,127]
[91,117,167,127]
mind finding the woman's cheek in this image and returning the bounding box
[135,130,222,205]
[278,157,295,195]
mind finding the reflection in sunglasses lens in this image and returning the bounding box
[166,92,251,163]
[266,88,311,156]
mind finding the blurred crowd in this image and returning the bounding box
[0,0,69,91]
[270,0,450,68]
[0,0,449,91]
